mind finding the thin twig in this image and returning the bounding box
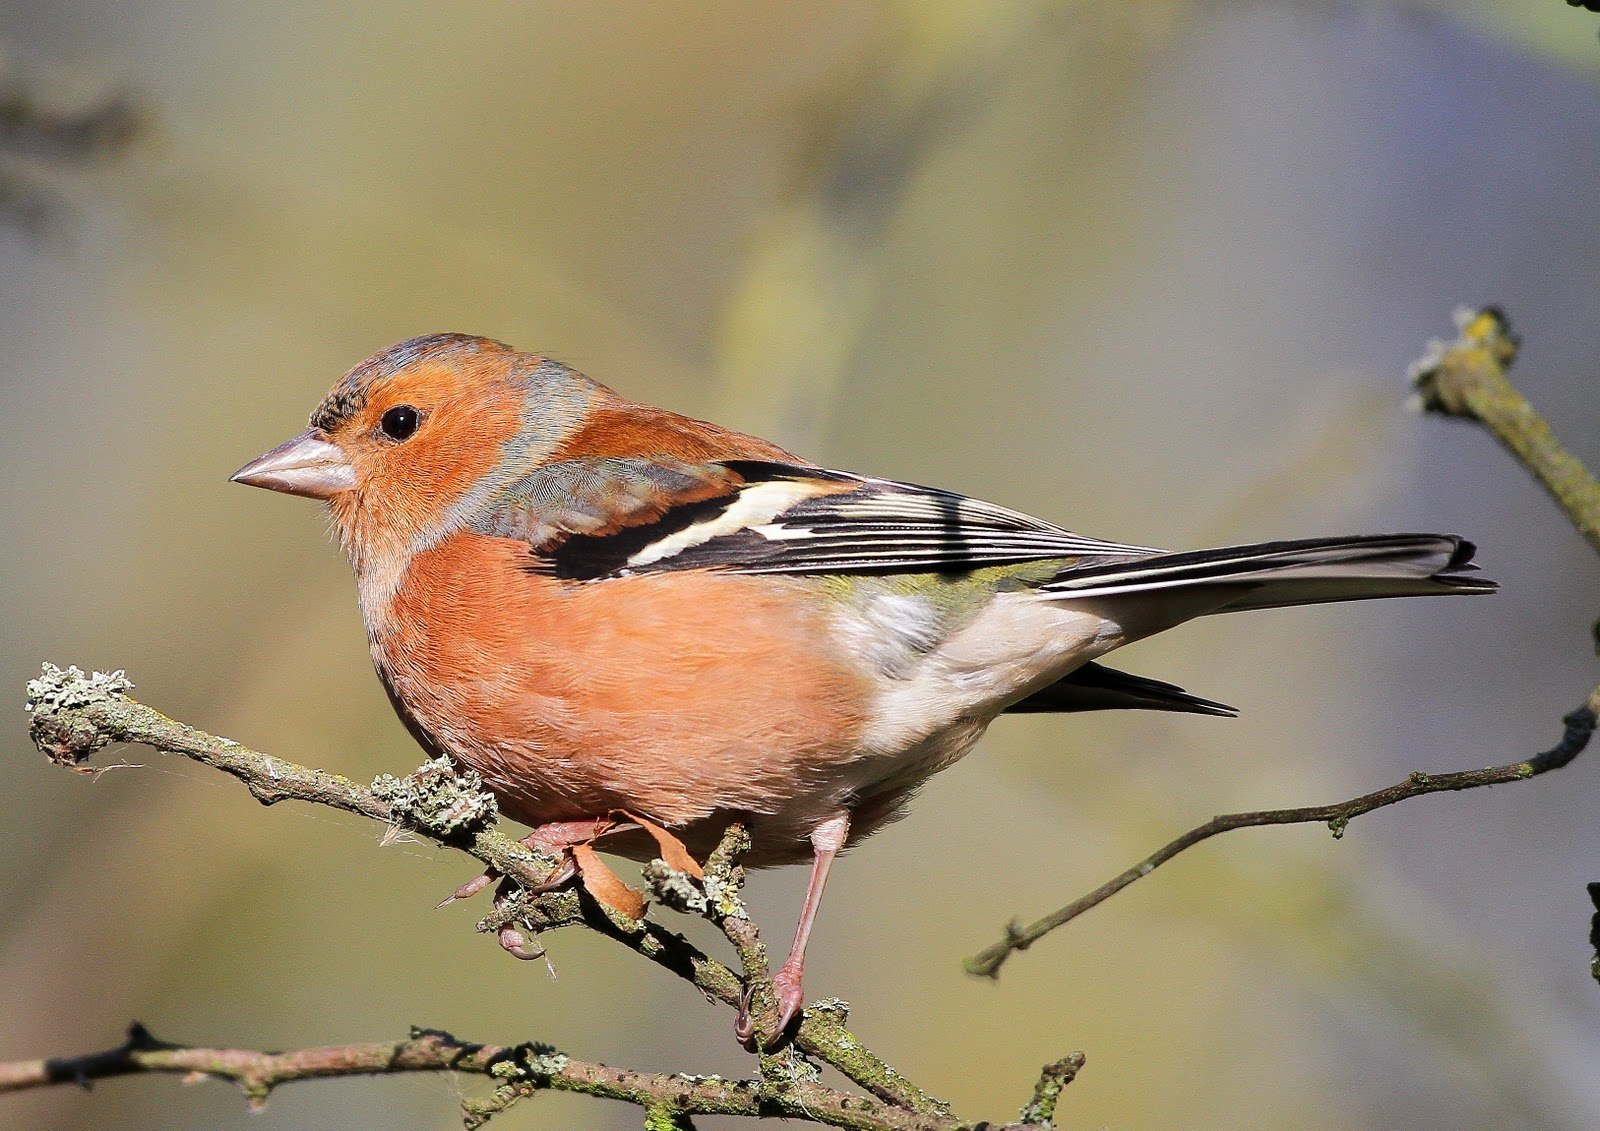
[968,307,1600,978]
[966,692,1599,977]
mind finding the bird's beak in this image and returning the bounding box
[229,430,355,500]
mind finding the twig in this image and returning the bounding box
[0,1023,965,1131]
[966,693,1599,977]
[1589,882,1600,990]
[967,307,1600,978]
[668,823,788,1073]
[20,665,971,1127]
[1016,1054,1086,1128]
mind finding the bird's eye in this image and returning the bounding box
[379,405,421,442]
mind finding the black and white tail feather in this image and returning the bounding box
[1039,532,1491,609]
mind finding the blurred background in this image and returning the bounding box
[2,3,1599,1128]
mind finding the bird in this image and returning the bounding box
[231,332,1494,1046]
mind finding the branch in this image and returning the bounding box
[1410,306,1600,554]
[0,1023,968,1130]
[966,694,1599,977]
[967,307,1600,978]
[21,665,1049,1128]
[1589,882,1600,990]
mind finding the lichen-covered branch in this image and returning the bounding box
[645,822,790,1074]
[0,1023,971,1131]
[1410,306,1600,555]
[1017,1054,1085,1127]
[20,664,996,1127]
[968,307,1600,978]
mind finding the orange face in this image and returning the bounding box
[231,334,595,569]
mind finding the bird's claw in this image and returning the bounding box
[733,966,805,1052]
[437,867,499,908]
[771,965,806,1042]
[734,984,758,1050]
[437,826,589,909]
[488,856,580,959]
[522,853,579,894]
[497,923,543,960]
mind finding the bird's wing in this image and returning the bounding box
[470,456,746,550]
[477,458,1157,579]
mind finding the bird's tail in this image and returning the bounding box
[1041,533,1494,613]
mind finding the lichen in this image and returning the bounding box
[25,663,136,767]
[1017,1054,1085,1128]
[807,997,850,1023]
[25,663,134,713]
[643,860,708,914]
[643,1105,694,1131]
[701,873,746,920]
[766,1046,822,1088]
[371,756,497,836]
[489,1041,569,1081]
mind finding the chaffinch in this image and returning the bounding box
[232,333,1494,1044]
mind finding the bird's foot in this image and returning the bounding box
[734,958,806,1051]
[436,818,617,908]
[491,859,580,960]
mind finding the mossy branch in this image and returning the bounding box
[967,307,1600,978]
[1410,306,1600,554]
[15,664,1065,1128]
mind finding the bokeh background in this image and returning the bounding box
[3,3,1599,1128]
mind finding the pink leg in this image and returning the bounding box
[737,811,850,1048]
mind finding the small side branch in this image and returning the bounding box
[967,693,1599,977]
[1017,1054,1086,1128]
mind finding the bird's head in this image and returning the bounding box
[231,333,600,571]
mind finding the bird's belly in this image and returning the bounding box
[371,549,878,852]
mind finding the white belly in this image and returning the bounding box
[832,590,1128,804]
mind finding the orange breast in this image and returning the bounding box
[375,532,870,831]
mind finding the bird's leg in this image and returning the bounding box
[737,811,850,1048]
[438,817,620,907]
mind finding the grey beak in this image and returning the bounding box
[230,429,355,500]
